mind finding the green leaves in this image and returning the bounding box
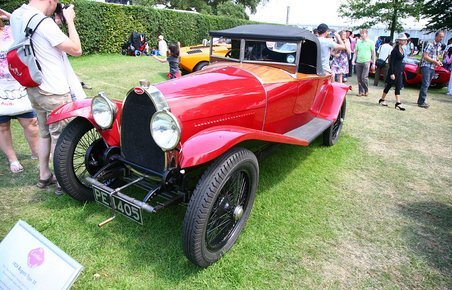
[338,0,424,38]
[72,0,253,54]
[422,0,452,32]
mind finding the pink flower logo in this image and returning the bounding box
[27,247,45,268]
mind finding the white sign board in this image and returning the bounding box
[0,220,83,289]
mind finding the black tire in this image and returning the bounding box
[54,117,106,202]
[182,148,259,267]
[323,98,346,146]
[193,61,209,72]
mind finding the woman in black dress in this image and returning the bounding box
[378,33,408,110]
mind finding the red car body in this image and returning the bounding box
[403,60,450,87]
[373,57,450,87]
[48,24,350,267]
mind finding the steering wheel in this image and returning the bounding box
[225,50,232,58]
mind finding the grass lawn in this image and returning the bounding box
[1,54,451,289]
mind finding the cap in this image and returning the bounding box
[317,23,329,34]
[158,35,164,40]
[396,33,408,40]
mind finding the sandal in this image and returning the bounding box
[10,161,24,173]
[395,102,406,111]
[378,99,388,106]
[36,173,57,189]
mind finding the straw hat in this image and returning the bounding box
[396,33,408,40]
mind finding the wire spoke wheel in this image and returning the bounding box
[73,128,103,187]
[182,148,259,267]
[206,170,250,251]
[54,118,108,201]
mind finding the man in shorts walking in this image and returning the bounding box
[10,0,82,195]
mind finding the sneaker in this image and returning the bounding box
[418,103,430,108]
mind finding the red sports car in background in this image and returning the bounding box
[403,58,450,87]
[47,24,350,267]
[374,57,450,88]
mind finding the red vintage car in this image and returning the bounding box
[48,24,350,267]
[374,57,450,87]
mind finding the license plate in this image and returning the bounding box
[93,185,143,225]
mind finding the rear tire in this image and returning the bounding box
[182,148,259,267]
[323,99,346,146]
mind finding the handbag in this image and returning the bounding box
[376,55,389,68]
[376,58,386,68]
[63,53,87,101]
[416,43,426,74]
[0,83,33,116]
[416,57,423,74]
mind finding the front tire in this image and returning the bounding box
[54,117,106,201]
[193,61,209,72]
[323,99,346,146]
[182,148,259,267]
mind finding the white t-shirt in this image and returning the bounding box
[10,4,70,95]
[377,43,392,63]
[158,39,167,57]
[318,37,337,73]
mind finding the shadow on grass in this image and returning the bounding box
[38,134,356,284]
[399,202,452,274]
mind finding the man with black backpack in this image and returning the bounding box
[10,0,82,195]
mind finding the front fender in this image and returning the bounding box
[318,82,350,121]
[179,126,309,168]
[47,99,123,147]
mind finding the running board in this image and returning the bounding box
[284,117,332,143]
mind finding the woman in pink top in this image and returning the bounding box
[0,9,39,173]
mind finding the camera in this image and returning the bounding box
[328,29,336,38]
[54,3,70,24]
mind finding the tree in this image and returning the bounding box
[133,0,156,7]
[155,0,265,15]
[420,0,452,32]
[338,0,423,39]
[216,2,249,19]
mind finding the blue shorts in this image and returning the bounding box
[0,111,37,124]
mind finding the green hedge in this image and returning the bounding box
[2,0,254,54]
[0,0,24,13]
[73,0,254,54]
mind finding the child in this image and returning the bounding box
[152,42,181,79]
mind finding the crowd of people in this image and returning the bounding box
[315,23,450,111]
[0,1,180,188]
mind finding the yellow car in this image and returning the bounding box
[179,42,230,73]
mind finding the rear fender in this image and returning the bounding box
[318,83,349,121]
[47,99,122,146]
[180,126,309,168]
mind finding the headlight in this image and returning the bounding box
[91,92,117,129]
[150,111,181,151]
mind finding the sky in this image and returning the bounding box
[248,0,348,28]
[247,0,427,30]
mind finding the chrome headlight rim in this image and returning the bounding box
[91,92,118,129]
[150,110,181,151]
